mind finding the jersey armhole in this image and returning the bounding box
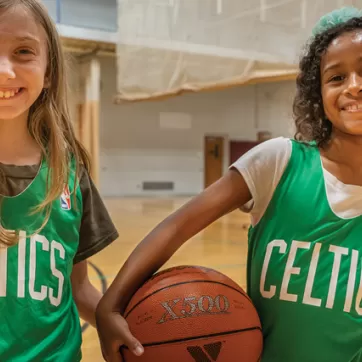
[251,139,293,226]
[230,138,293,227]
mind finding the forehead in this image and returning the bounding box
[321,30,362,68]
[0,5,47,45]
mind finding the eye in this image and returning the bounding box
[328,74,344,82]
[15,48,35,56]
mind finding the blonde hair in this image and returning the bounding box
[0,0,90,247]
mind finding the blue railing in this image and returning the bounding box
[43,0,117,32]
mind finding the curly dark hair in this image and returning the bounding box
[293,17,362,148]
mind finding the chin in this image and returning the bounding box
[331,115,362,135]
[0,108,29,122]
[347,130,362,136]
[345,119,362,132]
[340,126,362,137]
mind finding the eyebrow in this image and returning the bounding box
[323,56,362,75]
[322,63,340,75]
[14,36,40,43]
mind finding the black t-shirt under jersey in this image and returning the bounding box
[0,162,118,263]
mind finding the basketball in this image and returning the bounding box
[121,265,263,361]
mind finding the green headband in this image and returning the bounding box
[312,6,362,37]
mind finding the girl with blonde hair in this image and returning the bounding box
[0,0,118,360]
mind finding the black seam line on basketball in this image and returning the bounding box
[125,279,249,319]
[122,326,262,349]
[81,261,108,333]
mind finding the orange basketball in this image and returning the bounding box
[121,265,263,361]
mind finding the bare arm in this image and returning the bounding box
[71,260,103,328]
[101,168,251,312]
[96,169,252,361]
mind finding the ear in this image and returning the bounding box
[44,76,50,89]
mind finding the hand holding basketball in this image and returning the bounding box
[96,303,144,362]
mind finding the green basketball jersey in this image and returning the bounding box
[0,158,83,361]
[247,140,362,362]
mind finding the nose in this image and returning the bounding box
[0,56,15,82]
[345,73,362,97]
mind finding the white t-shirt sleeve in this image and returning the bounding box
[230,137,292,226]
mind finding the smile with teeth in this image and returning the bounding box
[343,104,362,112]
[0,88,21,99]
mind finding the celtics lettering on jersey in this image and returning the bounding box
[246,141,362,362]
[0,160,83,361]
[260,239,361,314]
[0,230,65,307]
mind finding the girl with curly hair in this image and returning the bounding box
[96,7,362,362]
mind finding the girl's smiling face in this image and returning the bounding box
[0,5,48,122]
[321,30,362,137]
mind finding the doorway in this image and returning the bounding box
[229,140,259,165]
[204,136,224,188]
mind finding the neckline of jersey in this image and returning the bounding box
[0,156,47,199]
[316,150,362,220]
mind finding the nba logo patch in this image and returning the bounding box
[60,185,71,211]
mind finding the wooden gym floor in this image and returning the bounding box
[81,197,250,361]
